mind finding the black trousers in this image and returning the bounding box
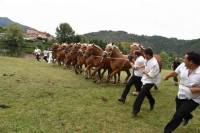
[133,83,155,113]
[43,56,48,62]
[164,97,199,133]
[120,75,142,100]
[36,54,40,61]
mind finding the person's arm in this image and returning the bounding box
[163,71,178,80]
[143,65,159,78]
[134,64,145,70]
[190,86,200,93]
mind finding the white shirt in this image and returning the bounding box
[43,50,48,57]
[175,63,200,104]
[133,56,145,77]
[34,48,41,55]
[48,51,53,63]
[141,57,160,85]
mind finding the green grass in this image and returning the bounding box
[0,56,200,133]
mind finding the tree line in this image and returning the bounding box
[1,22,199,69]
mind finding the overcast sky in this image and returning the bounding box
[0,0,200,40]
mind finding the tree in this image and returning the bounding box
[55,23,75,43]
[73,35,81,43]
[89,39,106,49]
[160,51,173,69]
[3,24,24,56]
[0,26,6,33]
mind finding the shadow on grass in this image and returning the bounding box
[0,104,11,109]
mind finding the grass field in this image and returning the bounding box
[0,56,200,133]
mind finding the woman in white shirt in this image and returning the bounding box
[164,51,200,133]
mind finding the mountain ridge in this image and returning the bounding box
[0,17,54,40]
[84,30,200,55]
[0,17,30,32]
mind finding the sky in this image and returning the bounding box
[0,0,200,40]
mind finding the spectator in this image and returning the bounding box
[48,49,53,63]
[171,57,181,85]
[33,47,41,61]
[43,49,48,62]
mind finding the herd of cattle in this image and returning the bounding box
[50,43,162,84]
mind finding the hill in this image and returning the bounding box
[84,30,200,55]
[0,56,200,132]
[0,17,29,32]
[0,17,54,40]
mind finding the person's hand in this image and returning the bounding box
[138,65,145,69]
[130,62,134,67]
[143,70,148,75]
[130,62,134,65]
[141,65,145,68]
[163,76,169,81]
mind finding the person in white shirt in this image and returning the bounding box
[33,47,41,61]
[118,50,145,103]
[133,48,160,116]
[48,50,53,63]
[164,51,200,133]
[43,49,48,62]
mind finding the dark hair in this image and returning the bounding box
[186,51,200,65]
[144,47,153,57]
[134,50,142,56]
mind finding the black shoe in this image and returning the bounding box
[182,119,189,126]
[150,101,155,111]
[118,98,125,104]
[182,116,193,126]
[154,85,158,90]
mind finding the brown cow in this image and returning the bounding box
[104,44,132,83]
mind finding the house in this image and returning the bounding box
[24,28,54,41]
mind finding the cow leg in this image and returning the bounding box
[85,65,91,79]
[106,68,112,83]
[91,66,100,78]
[109,69,121,84]
[74,65,79,74]
[101,69,107,79]
[117,72,121,83]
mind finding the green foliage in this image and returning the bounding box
[55,23,75,43]
[79,35,88,43]
[4,24,24,45]
[84,30,200,56]
[73,35,81,43]
[115,42,131,54]
[0,38,56,57]
[1,24,24,56]
[89,39,107,49]
[0,24,56,56]
[160,51,173,69]
[0,26,6,33]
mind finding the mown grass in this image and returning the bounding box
[0,56,199,133]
